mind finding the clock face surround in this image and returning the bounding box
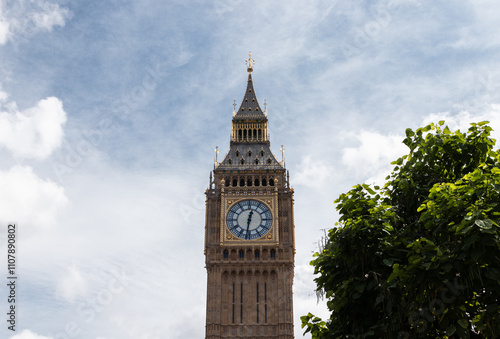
[226,199,272,240]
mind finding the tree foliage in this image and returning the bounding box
[302,121,500,338]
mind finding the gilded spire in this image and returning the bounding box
[234,53,266,120]
[216,55,284,171]
[246,51,255,74]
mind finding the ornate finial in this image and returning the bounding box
[233,100,237,116]
[264,99,267,116]
[215,146,219,164]
[280,145,285,165]
[246,51,255,73]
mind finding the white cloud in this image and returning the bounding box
[10,329,52,339]
[422,105,500,142]
[31,2,70,31]
[56,265,88,302]
[293,262,330,337]
[294,155,334,189]
[0,2,8,44]
[341,106,500,186]
[342,130,407,181]
[0,166,68,230]
[0,19,8,44]
[0,89,8,102]
[0,96,67,159]
[0,1,71,45]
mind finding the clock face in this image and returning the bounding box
[226,200,272,240]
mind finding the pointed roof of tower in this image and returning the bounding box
[216,54,284,172]
[216,143,284,171]
[233,52,267,121]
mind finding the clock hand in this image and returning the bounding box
[246,211,254,239]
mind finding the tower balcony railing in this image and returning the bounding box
[223,185,276,191]
[214,162,285,170]
[230,134,270,143]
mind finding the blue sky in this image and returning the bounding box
[1,0,500,338]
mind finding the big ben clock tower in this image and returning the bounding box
[204,54,295,339]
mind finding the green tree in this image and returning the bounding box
[302,121,500,338]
